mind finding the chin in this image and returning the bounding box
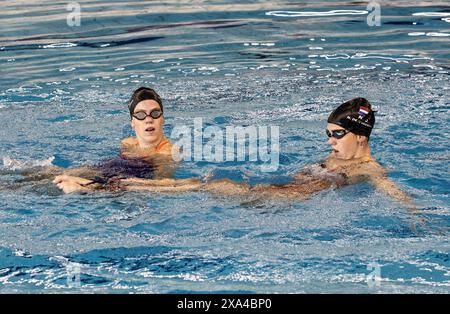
[334,153,349,160]
[145,136,158,143]
[332,151,343,159]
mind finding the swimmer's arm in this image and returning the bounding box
[53,175,100,194]
[358,161,416,207]
[370,174,414,206]
[58,174,308,200]
[121,177,310,200]
[53,175,203,194]
[121,178,203,192]
[121,177,200,187]
[119,177,251,195]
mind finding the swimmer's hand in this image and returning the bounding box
[53,175,93,194]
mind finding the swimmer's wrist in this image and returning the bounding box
[80,176,110,190]
[93,177,125,191]
[81,176,107,185]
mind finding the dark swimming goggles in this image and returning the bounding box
[326,129,351,139]
[132,109,163,120]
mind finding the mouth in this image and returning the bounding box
[332,149,339,155]
[145,126,155,133]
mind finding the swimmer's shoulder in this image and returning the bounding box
[358,157,383,170]
[156,138,172,152]
[365,158,387,176]
[120,137,178,160]
[346,157,386,178]
[121,137,138,148]
[120,137,139,158]
[156,139,181,158]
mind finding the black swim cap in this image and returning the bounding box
[327,98,375,138]
[128,87,163,118]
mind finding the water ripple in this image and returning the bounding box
[266,10,368,17]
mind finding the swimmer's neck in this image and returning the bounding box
[136,135,166,151]
[326,147,372,168]
[354,145,371,159]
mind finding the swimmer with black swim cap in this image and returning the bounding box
[325,97,375,162]
[52,86,178,193]
[328,97,375,138]
[113,98,414,207]
[121,86,174,158]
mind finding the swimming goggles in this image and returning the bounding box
[326,129,351,139]
[132,109,163,120]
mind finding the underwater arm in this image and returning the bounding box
[370,174,414,206]
[53,175,203,194]
[54,174,321,200]
[119,177,250,195]
[52,165,108,194]
[121,177,318,200]
[120,177,203,192]
[357,161,417,210]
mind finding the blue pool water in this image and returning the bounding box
[0,0,449,293]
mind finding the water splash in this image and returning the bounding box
[2,156,55,171]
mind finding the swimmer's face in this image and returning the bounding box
[326,123,360,159]
[131,100,165,147]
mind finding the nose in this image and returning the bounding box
[327,137,336,145]
[144,115,154,123]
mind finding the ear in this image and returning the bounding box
[357,135,367,143]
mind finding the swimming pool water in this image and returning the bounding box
[0,0,449,293]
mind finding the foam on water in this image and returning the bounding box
[2,156,55,171]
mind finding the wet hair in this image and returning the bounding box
[128,87,163,118]
[327,97,375,138]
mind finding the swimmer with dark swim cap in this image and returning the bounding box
[328,97,375,137]
[51,87,178,193]
[326,97,375,160]
[108,98,413,207]
[121,86,174,158]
